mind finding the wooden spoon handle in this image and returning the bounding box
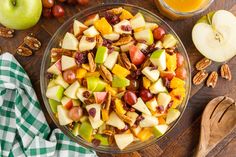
[194,145,207,157]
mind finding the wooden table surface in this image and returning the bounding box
[1,0,236,156]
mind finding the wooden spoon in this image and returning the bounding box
[195,96,236,157]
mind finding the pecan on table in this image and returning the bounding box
[220,64,232,81]
[193,70,209,85]
[195,57,212,70]
[24,36,41,50]
[99,65,113,83]
[88,52,96,72]
[16,45,33,57]
[206,71,218,88]
[0,27,14,38]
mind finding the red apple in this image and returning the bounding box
[129,45,145,65]
[94,92,107,104]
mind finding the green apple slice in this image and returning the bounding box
[150,49,166,71]
[166,108,181,124]
[130,13,146,30]
[153,124,169,138]
[162,34,177,49]
[47,59,62,75]
[149,78,167,94]
[95,46,108,63]
[87,77,106,92]
[47,79,56,88]
[64,81,80,99]
[112,76,130,88]
[192,10,236,62]
[61,32,79,51]
[142,67,160,82]
[61,55,76,71]
[55,75,69,88]
[48,99,60,113]
[79,35,96,52]
[139,114,158,127]
[57,105,73,125]
[106,112,126,130]
[94,134,109,145]
[46,85,64,102]
[104,51,119,70]
[114,133,134,150]
[134,29,154,45]
[133,98,151,115]
[146,97,158,112]
[72,122,80,136]
[79,121,93,142]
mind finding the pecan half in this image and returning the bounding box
[51,48,72,61]
[195,58,212,70]
[206,71,218,88]
[96,35,103,47]
[130,64,137,71]
[113,35,133,46]
[193,70,209,85]
[99,65,113,83]
[141,58,152,69]
[16,46,33,57]
[24,36,41,50]
[103,130,114,136]
[88,53,96,72]
[221,64,232,81]
[115,111,132,124]
[0,27,14,38]
[107,7,123,15]
[118,53,132,70]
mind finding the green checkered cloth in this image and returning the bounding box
[0,53,97,157]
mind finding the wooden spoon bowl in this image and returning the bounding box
[195,96,236,157]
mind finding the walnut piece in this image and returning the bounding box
[206,71,218,88]
[16,46,33,57]
[220,64,232,81]
[193,70,209,85]
[24,36,41,50]
[195,58,212,70]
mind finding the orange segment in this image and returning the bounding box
[94,17,113,35]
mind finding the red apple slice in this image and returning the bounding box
[94,92,107,104]
[129,45,145,65]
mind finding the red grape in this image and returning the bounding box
[127,80,139,91]
[42,8,52,18]
[52,5,65,17]
[124,91,137,106]
[153,27,165,40]
[68,107,83,121]
[77,0,89,5]
[63,69,76,84]
[176,67,187,80]
[42,0,54,8]
[140,89,153,102]
[176,52,184,67]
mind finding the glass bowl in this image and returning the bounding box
[40,3,191,154]
[154,0,215,20]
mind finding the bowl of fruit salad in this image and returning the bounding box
[40,3,191,153]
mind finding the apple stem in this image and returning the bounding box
[11,0,16,6]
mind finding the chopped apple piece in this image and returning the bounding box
[136,43,148,51]
[95,46,108,63]
[162,34,177,48]
[61,32,79,51]
[61,55,76,71]
[150,49,166,71]
[103,33,120,41]
[64,81,80,99]
[145,22,158,30]
[112,76,130,88]
[104,51,119,70]
[146,97,158,112]
[94,134,109,145]
[84,14,99,26]
[157,93,172,110]
[120,41,135,52]
[94,92,107,104]
[47,59,62,75]
[86,104,101,121]
[76,88,90,103]
[133,98,151,115]
[61,96,73,110]
[79,121,93,142]
[139,114,159,127]
[114,134,134,150]
[153,124,169,138]
[142,67,160,82]
[88,117,104,129]
[55,74,69,88]
[57,105,73,125]
[49,99,60,113]
[114,20,132,34]
[83,26,99,37]
[149,78,167,94]
[73,20,87,36]
[134,29,154,45]
[79,35,96,52]
[47,79,56,88]
[130,13,146,30]
[46,85,64,102]
[127,111,139,126]
[106,112,126,130]
[166,108,180,124]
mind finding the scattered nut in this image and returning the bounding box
[195,58,212,70]
[96,35,103,47]
[99,65,113,83]
[119,53,132,70]
[24,36,41,50]
[193,70,209,85]
[113,35,133,46]
[141,58,152,69]
[221,64,232,81]
[206,71,218,88]
[88,52,96,72]
[16,45,33,57]
[51,48,72,61]
[0,27,14,38]
[107,7,123,15]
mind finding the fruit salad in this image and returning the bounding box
[46,7,187,150]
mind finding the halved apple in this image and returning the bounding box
[192,10,236,62]
[61,32,79,51]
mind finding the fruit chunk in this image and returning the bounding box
[106,112,126,130]
[127,111,139,126]
[143,77,151,89]
[145,22,158,30]
[153,27,165,40]
[139,114,158,127]
[87,77,106,92]
[61,55,76,71]
[146,97,158,112]
[115,98,127,115]
[150,49,166,71]
[166,108,180,124]
[149,78,167,94]
[46,85,64,102]
[88,117,104,129]
[86,104,101,121]
[84,14,99,26]
[61,96,73,110]
[170,77,185,89]
[170,87,186,108]
[95,46,108,63]
[83,26,99,37]
[94,17,113,35]
[61,32,79,50]
[73,20,87,36]
[103,33,120,41]
[119,9,133,20]
[142,67,160,82]
[94,134,109,145]
[192,10,236,62]
[133,98,151,115]
[153,124,168,138]
[76,68,87,79]
[129,45,145,65]
[175,67,187,80]
[162,34,177,48]
[104,51,119,70]
[47,80,56,88]
[130,13,146,30]
[57,105,73,125]
[166,53,177,72]
[160,71,175,80]
[134,29,154,45]
[94,92,107,104]
[112,76,130,88]
[114,20,132,34]
[79,121,93,142]
[157,93,172,109]
[76,87,90,103]
[64,81,80,99]
[79,35,96,52]
[49,99,60,113]
[55,74,69,88]
[137,128,153,141]
[114,133,134,150]
[47,59,62,75]
[136,43,148,51]
[112,64,130,78]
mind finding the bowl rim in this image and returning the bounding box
[40,2,191,154]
